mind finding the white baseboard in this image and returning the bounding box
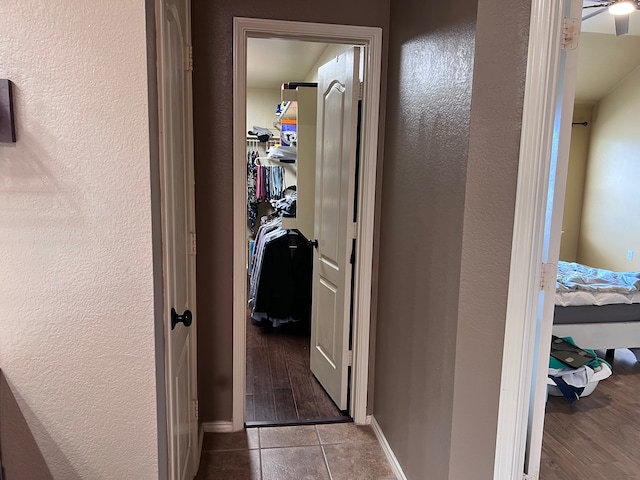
[202,421,234,433]
[371,415,407,480]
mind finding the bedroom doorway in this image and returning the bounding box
[537,3,640,478]
[232,18,383,431]
[496,0,640,477]
[493,0,582,477]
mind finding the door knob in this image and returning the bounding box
[309,239,319,249]
[171,308,193,330]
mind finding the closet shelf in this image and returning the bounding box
[275,101,293,124]
[274,83,316,127]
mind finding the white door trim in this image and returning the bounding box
[232,17,382,431]
[493,0,576,478]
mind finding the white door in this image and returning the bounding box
[310,47,360,411]
[157,0,198,479]
[524,0,582,477]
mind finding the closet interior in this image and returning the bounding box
[244,38,353,425]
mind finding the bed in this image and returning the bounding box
[553,261,640,353]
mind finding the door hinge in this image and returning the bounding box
[190,232,197,255]
[185,44,193,71]
[562,18,580,51]
[193,399,199,419]
[347,350,353,367]
[540,262,557,292]
[350,222,358,239]
[358,81,364,101]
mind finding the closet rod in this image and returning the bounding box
[255,157,295,166]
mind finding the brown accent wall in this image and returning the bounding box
[373,0,530,477]
[374,2,476,478]
[450,0,530,476]
[192,0,390,422]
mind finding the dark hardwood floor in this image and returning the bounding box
[541,348,640,479]
[245,316,348,425]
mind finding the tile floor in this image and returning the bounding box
[196,422,397,480]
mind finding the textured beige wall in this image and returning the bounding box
[559,104,593,262]
[0,2,159,479]
[578,65,640,271]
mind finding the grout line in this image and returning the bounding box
[320,443,333,480]
[257,444,323,450]
[204,447,257,452]
[258,444,264,480]
[314,424,322,445]
[316,424,334,480]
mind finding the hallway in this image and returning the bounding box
[196,423,396,479]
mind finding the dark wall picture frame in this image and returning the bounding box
[0,79,16,143]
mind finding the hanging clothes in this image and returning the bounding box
[247,150,286,230]
[251,162,286,204]
[248,217,284,307]
[247,150,258,229]
[252,231,313,327]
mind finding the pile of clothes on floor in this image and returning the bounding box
[547,335,612,404]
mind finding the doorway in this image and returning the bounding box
[494,0,640,477]
[244,38,358,426]
[493,0,581,477]
[539,6,640,478]
[232,18,383,431]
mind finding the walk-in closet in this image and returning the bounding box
[244,38,357,425]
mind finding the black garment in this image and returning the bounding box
[254,233,312,323]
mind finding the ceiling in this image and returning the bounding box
[575,32,640,102]
[577,6,640,102]
[247,38,329,89]
[582,2,640,35]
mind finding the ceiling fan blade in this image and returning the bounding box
[615,14,630,36]
[582,7,608,21]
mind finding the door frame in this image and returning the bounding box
[232,17,383,430]
[493,0,580,478]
